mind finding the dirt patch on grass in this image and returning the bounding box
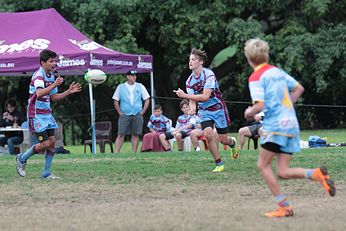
[0,181,344,231]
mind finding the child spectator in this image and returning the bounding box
[159,99,204,151]
[141,104,171,152]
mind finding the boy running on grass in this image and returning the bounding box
[244,38,335,217]
[16,49,81,179]
[174,48,238,173]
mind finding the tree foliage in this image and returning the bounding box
[0,0,345,143]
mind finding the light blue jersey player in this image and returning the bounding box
[174,48,238,172]
[244,38,335,218]
[248,64,301,153]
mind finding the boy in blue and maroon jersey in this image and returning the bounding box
[141,104,171,152]
[16,49,81,179]
[174,48,238,172]
[159,99,204,151]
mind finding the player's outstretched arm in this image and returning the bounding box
[173,88,211,102]
[68,82,82,94]
[51,81,81,102]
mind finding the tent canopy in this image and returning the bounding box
[0,8,153,76]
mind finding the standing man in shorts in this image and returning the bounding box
[244,38,335,217]
[113,70,150,153]
[174,48,238,173]
[16,49,81,179]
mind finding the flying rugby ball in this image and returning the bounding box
[84,69,107,85]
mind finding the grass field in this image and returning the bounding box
[0,129,345,231]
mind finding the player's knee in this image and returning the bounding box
[175,133,182,139]
[204,133,214,141]
[277,169,289,179]
[219,138,227,145]
[257,160,267,174]
[238,127,245,135]
[257,162,263,173]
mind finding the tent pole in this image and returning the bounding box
[88,83,96,157]
[150,71,154,113]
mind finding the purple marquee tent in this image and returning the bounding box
[0,8,155,154]
[0,8,153,76]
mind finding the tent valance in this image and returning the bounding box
[0,8,153,76]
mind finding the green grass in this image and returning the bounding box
[1,142,345,186]
[1,128,345,185]
[0,129,345,230]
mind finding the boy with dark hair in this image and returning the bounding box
[159,99,204,151]
[141,104,171,152]
[16,49,81,179]
[0,98,23,154]
[174,48,238,172]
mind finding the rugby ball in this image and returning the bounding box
[84,69,107,85]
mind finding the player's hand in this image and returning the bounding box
[69,81,82,93]
[173,88,185,98]
[55,76,64,86]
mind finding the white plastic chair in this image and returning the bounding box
[169,135,193,152]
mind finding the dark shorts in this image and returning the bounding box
[35,129,55,143]
[201,120,228,134]
[164,131,188,140]
[261,142,292,155]
[118,113,143,136]
[248,123,262,137]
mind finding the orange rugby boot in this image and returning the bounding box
[264,206,294,218]
[312,166,336,196]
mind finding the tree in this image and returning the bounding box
[1,0,345,144]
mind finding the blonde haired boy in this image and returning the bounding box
[244,38,335,217]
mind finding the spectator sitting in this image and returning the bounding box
[159,99,204,151]
[238,111,264,150]
[0,98,23,154]
[141,104,171,152]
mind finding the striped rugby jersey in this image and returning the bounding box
[27,67,58,119]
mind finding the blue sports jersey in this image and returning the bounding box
[186,68,224,111]
[147,114,170,133]
[175,114,201,134]
[186,68,230,128]
[249,64,300,138]
[27,67,58,132]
